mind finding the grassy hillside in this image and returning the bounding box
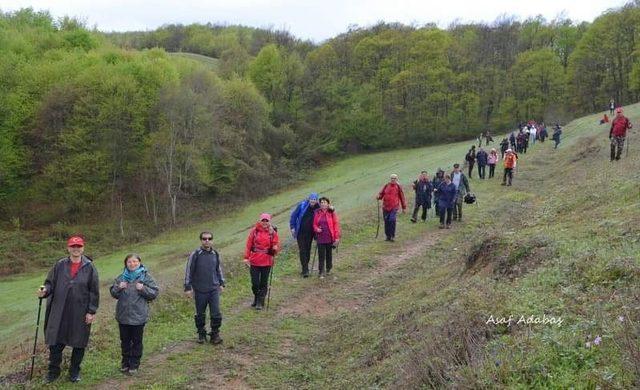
[1,106,638,388]
[168,52,219,71]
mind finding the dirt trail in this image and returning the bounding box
[94,228,448,389]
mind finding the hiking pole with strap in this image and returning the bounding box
[30,294,44,380]
[375,199,381,239]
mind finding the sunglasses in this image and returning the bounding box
[261,219,270,222]
[69,245,83,248]
[201,237,213,241]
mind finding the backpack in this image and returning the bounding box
[464,193,477,204]
[251,225,278,253]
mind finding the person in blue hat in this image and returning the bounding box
[290,193,320,277]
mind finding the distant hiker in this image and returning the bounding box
[411,171,433,222]
[502,149,518,186]
[516,130,526,153]
[476,147,488,179]
[465,145,476,178]
[450,164,470,222]
[313,197,341,279]
[244,214,279,310]
[110,254,159,374]
[600,113,609,124]
[376,174,407,242]
[539,126,548,143]
[477,133,483,147]
[552,124,562,149]
[609,107,632,161]
[609,98,615,115]
[509,132,517,150]
[431,169,445,217]
[500,138,509,158]
[289,193,320,278]
[185,231,225,344]
[485,130,494,144]
[37,236,99,383]
[436,174,457,229]
[529,126,537,145]
[487,148,499,179]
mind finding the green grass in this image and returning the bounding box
[168,52,219,71]
[1,105,639,388]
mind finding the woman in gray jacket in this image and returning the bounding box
[110,254,159,374]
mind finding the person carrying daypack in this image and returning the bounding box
[376,174,407,242]
[465,146,476,178]
[289,193,320,278]
[244,214,280,310]
[431,169,445,217]
[184,231,225,344]
[609,107,632,161]
[502,149,518,186]
[411,171,433,222]
[552,124,563,149]
[110,254,159,374]
[450,164,470,222]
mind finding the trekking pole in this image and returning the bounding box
[266,262,275,311]
[30,293,44,380]
[375,199,381,239]
[310,241,317,275]
[626,131,630,158]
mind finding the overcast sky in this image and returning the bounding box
[2,0,629,42]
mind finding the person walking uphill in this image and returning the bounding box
[313,197,341,279]
[110,254,159,374]
[411,171,433,222]
[244,214,279,310]
[37,236,99,383]
[290,193,320,278]
[609,107,632,161]
[377,174,407,242]
[184,232,225,344]
[436,174,457,229]
[450,164,470,222]
[465,146,476,178]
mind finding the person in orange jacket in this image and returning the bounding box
[376,174,407,242]
[502,149,518,186]
[312,197,341,279]
[243,213,279,310]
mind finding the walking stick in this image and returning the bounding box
[626,131,630,158]
[266,263,275,311]
[375,199,381,239]
[310,241,317,275]
[30,295,44,380]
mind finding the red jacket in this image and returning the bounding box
[377,182,407,212]
[312,209,341,242]
[244,223,280,267]
[610,116,632,137]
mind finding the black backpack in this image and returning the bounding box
[464,193,477,204]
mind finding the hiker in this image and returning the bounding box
[600,113,609,124]
[609,107,632,161]
[184,231,225,344]
[509,132,517,151]
[465,145,476,178]
[431,169,445,217]
[477,133,483,147]
[499,138,509,159]
[244,213,279,310]
[485,130,494,144]
[529,125,537,145]
[487,148,499,179]
[609,98,615,115]
[435,174,457,229]
[476,147,488,179]
[411,171,433,222]
[313,197,341,279]
[110,254,159,374]
[289,193,320,277]
[539,126,548,143]
[552,124,562,149]
[376,174,407,242]
[502,149,518,186]
[37,236,99,383]
[516,130,526,153]
[450,164,470,222]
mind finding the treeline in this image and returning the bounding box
[2,4,640,248]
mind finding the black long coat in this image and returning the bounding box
[43,256,99,348]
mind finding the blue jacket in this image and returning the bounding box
[290,200,316,238]
[476,150,488,166]
[436,182,457,209]
[412,179,433,204]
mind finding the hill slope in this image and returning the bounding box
[1,106,639,388]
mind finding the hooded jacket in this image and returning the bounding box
[245,223,280,267]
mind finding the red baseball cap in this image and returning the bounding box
[67,236,85,247]
[259,213,271,222]
[616,107,623,113]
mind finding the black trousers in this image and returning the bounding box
[467,162,474,178]
[411,202,429,221]
[250,265,271,298]
[317,243,333,275]
[119,324,145,369]
[194,289,222,335]
[297,233,314,275]
[478,164,486,179]
[503,168,513,185]
[439,206,453,225]
[489,164,496,178]
[48,343,85,377]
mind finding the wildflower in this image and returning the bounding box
[618,316,624,322]
[594,336,602,346]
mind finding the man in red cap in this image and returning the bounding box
[37,235,99,383]
[609,107,632,161]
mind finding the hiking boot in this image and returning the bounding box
[439,224,445,229]
[303,273,309,278]
[127,368,138,375]
[197,332,207,344]
[120,365,129,373]
[69,371,81,383]
[251,295,257,308]
[507,183,512,186]
[255,296,264,310]
[389,238,395,242]
[446,224,451,229]
[209,332,223,345]
[410,218,417,223]
[501,182,506,186]
[45,372,60,383]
